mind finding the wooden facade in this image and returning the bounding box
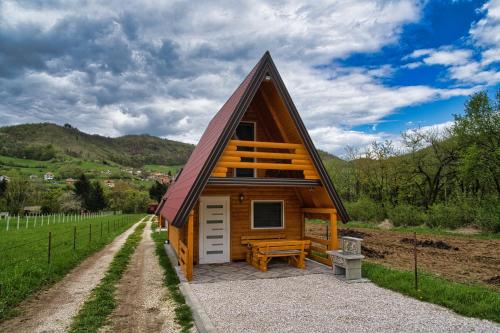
[161,52,348,281]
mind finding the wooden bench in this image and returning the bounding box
[253,240,311,272]
[241,233,286,265]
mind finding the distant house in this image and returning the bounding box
[66,178,77,185]
[0,212,9,219]
[24,206,42,215]
[29,174,38,180]
[44,172,54,181]
[0,175,10,182]
[104,180,115,188]
[158,175,172,184]
[148,172,172,184]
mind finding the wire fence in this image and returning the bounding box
[0,211,118,233]
[0,214,143,319]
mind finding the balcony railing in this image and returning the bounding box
[212,140,320,179]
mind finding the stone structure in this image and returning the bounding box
[326,236,365,281]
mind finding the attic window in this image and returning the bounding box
[233,122,255,177]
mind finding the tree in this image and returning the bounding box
[3,178,32,214]
[0,179,6,197]
[73,175,107,211]
[74,174,91,205]
[149,181,168,203]
[87,182,107,212]
[58,192,82,213]
[401,128,459,207]
[453,90,500,195]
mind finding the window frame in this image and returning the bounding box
[251,200,285,230]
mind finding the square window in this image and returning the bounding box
[252,201,284,229]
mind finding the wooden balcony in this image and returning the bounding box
[212,140,320,179]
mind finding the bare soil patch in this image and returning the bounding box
[100,220,179,333]
[0,219,143,333]
[306,223,500,290]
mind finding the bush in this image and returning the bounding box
[475,203,500,233]
[345,197,385,222]
[388,204,426,227]
[426,203,469,229]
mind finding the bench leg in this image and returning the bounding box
[252,252,260,269]
[259,256,268,272]
[297,253,306,269]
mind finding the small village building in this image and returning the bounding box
[158,52,349,281]
[0,175,10,182]
[29,174,38,180]
[24,206,42,215]
[44,172,54,181]
[104,179,115,188]
[66,178,77,185]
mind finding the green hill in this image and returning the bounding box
[0,123,194,167]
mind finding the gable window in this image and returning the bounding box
[251,200,284,229]
[233,122,255,177]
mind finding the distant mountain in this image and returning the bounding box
[0,123,194,167]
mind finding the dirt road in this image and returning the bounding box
[306,223,500,290]
[101,217,179,333]
[0,217,145,333]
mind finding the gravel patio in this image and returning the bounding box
[189,270,500,333]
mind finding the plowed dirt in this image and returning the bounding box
[305,223,500,290]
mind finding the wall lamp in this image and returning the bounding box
[239,193,245,203]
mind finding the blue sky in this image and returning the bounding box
[0,0,499,155]
[345,0,498,136]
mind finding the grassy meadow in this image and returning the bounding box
[0,213,144,320]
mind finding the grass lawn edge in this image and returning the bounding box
[151,228,194,333]
[363,261,500,323]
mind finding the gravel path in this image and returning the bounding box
[0,217,145,333]
[191,274,500,333]
[100,217,179,333]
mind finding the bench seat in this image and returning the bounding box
[241,234,286,264]
[252,240,311,272]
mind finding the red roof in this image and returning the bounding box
[159,51,350,226]
[159,53,266,225]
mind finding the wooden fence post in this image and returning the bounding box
[48,232,52,264]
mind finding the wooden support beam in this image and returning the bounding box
[229,140,303,150]
[302,208,337,214]
[211,172,227,177]
[292,159,313,165]
[219,156,240,162]
[330,212,338,250]
[217,161,314,171]
[186,210,194,281]
[224,150,309,160]
[259,89,290,142]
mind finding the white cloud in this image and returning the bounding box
[308,126,388,155]
[470,0,500,47]
[406,47,472,66]
[0,0,490,156]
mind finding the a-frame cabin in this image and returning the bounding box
[158,51,349,280]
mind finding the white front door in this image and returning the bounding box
[199,196,230,264]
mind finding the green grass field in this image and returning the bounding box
[0,213,144,320]
[143,164,182,174]
[363,262,500,323]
